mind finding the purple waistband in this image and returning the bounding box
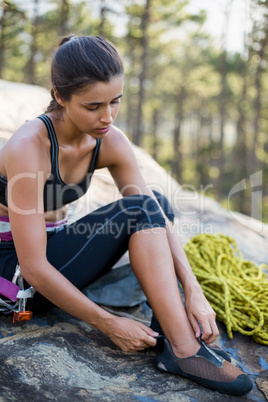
[45,219,68,228]
[0,232,13,242]
[0,215,9,222]
[0,216,68,242]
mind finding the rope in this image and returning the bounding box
[183,233,268,345]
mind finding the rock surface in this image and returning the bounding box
[0,81,267,401]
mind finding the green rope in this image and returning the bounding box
[184,233,268,345]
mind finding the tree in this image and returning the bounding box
[131,0,151,146]
[215,0,234,198]
[24,0,39,84]
[249,0,268,173]
[0,1,25,79]
[59,0,70,36]
[234,56,249,214]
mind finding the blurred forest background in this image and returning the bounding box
[1,0,268,222]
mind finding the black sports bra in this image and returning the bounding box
[0,114,101,212]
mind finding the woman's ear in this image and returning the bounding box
[53,88,66,107]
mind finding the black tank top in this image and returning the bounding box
[0,114,101,212]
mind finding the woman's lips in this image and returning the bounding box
[95,127,110,134]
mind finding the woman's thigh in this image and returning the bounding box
[46,194,166,290]
[1,193,171,311]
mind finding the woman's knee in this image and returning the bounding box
[152,191,175,223]
[123,192,174,225]
[122,194,166,234]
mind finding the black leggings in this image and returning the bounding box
[0,192,174,311]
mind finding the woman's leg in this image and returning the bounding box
[126,205,252,395]
[30,194,166,310]
[6,191,250,395]
[51,191,199,358]
[0,193,253,394]
[120,192,199,356]
[129,228,200,358]
[148,193,232,360]
[0,192,200,357]
[32,192,199,357]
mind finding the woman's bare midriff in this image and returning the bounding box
[0,203,68,223]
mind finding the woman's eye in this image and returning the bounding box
[86,106,99,111]
[85,99,121,111]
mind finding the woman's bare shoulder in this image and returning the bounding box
[9,117,48,145]
[0,117,51,176]
[97,125,133,168]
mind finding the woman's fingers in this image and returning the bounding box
[142,324,159,346]
[143,333,158,348]
[118,334,157,352]
[130,323,158,349]
[188,314,202,338]
[185,289,219,344]
[188,306,219,344]
[196,312,219,344]
[202,318,219,343]
[107,317,158,352]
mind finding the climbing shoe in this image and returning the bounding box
[150,313,232,362]
[155,338,253,396]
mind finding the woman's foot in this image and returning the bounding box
[150,312,232,362]
[155,338,253,396]
[206,341,232,362]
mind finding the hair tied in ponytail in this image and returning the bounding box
[59,34,76,47]
[45,35,124,114]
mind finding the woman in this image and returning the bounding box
[0,35,252,395]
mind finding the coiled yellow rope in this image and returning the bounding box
[184,233,268,345]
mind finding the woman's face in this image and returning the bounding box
[58,75,124,138]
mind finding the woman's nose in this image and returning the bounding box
[100,106,113,124]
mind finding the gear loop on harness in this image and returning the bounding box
[0,264,35,322]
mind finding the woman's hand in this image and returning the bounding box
[103,316,159,352]
[184,282,219,344]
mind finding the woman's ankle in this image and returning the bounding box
[169,338,200,358]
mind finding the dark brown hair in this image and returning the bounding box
[45,35,124,113]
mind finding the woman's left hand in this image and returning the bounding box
[184,281,219,344]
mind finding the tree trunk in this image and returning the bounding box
[24,0,39,84]
[216,0,233,198]
[151,108,159,161]
[98,0,107,37]
[171,89,185,183]
[132,0,151,146]
[236,70,248,214]
[125,38,136,138]
[250,16,268,173]
[0,3,7,77]
[216,48,227,198]
[59,0,69,36]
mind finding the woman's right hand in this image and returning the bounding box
[103,316,159,352]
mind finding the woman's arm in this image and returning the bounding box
[5,129,157,352]
[103,127,218,343]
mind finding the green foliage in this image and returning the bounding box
[1,0,268,223]
[0,1,26,78]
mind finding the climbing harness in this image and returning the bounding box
[0,264,35,322]
[184,233,268,345]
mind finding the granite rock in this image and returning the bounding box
[0,81,267,402]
